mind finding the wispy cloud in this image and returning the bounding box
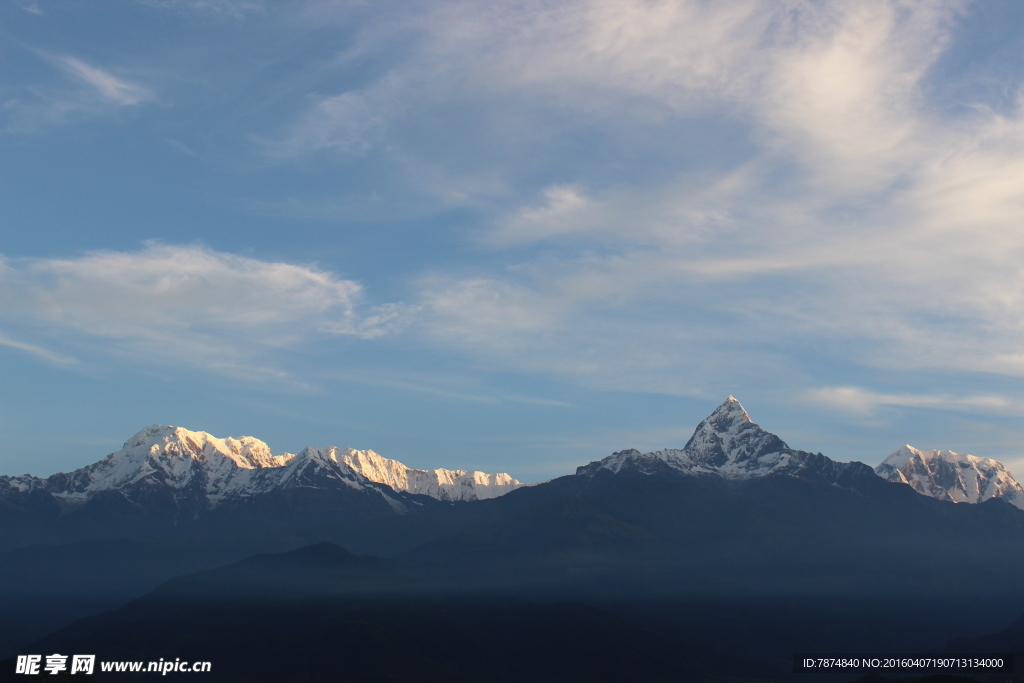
[806,387,1017,416]
[56,56,153,105]
[0,244,407,380]
[325,368,575,407]
[490,185,599,245]
[260,90,384,157]
[318,0,1022,407]
[0,332,76,366]
[3,51,155,132]
[10,0,1021,422]
[138,0,265,17]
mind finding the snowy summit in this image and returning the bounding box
[875,445,1024,510]
[0,425,523,510]
[576,396,868,484]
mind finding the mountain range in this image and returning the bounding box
[0,424,520,511]
[3,397,1024,681]
[4,396,1021,525]
[3,397,1024,577]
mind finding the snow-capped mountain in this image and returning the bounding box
[875,445,1024,510]
[576,396,871,484]
[337,448,521,501]
[0,425,522,512]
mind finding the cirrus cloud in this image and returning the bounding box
[805,386,1017,416]
[57,56,153,106]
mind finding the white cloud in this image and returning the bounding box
[415,260,756,395]
[487,176,746,249]
[0,333,76,366]
[272,0,974,241]
[58,56,153,106]
[491,185,597,245]
[261,90,384,157]
[138,0,266,17]
[805,386,1017,417]
[0,244,406,378]
[3,52,155,131]
[324,366,575,407]
[441,0,772,107]
[358,0,1024,403]
[756,2,962,193]
[403,0,960,196]
[31,0,1014,411]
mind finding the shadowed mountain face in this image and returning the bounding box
[15,544,720,683]
[15,540,1024,683]
[940,610,1024,683]
[947,611,1024,654]
[401,461,1024,605]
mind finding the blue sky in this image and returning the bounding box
[4,0,1024,482]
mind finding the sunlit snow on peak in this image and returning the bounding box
[876,445,1024,510]
[3,425,523,507]
[577,397,863,485]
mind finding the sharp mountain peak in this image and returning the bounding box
[576,396,870,486]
